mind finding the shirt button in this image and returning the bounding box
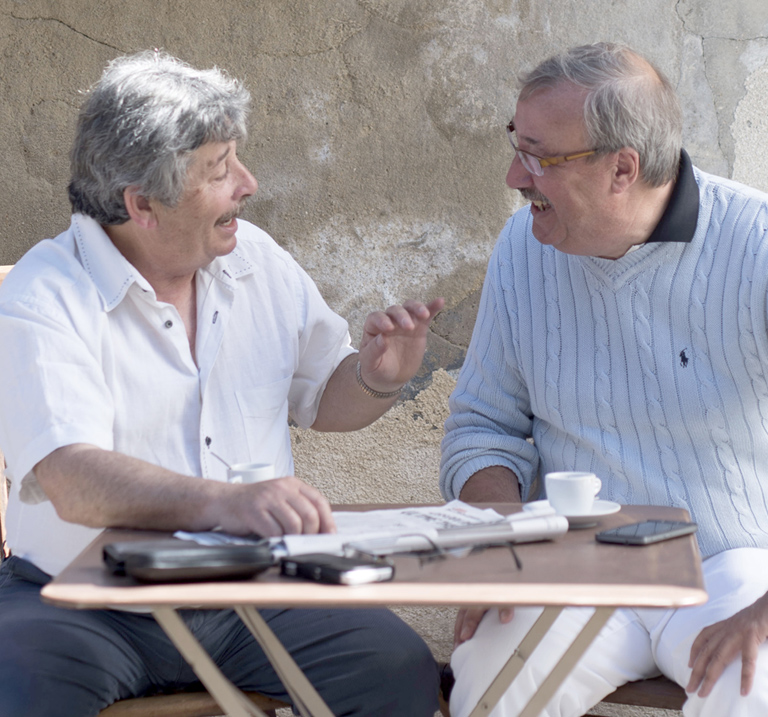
[164,320,173,328]
[205,436,212,446]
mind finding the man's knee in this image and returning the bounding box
[0,622,101,717]
[318,610,439,716]
[0,656,36,717]
[685,662,768,717]
[0,614,120,717]
[356,616,439,714]
[384,623,438,682]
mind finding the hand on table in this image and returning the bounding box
[454,607,515,648]
[215,477,336,537]
[687,592,768,697]
[358,298,444,392]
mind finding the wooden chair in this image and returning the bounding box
[98,691,289,716]
[586,675,686,714]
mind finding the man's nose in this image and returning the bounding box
[506,155,533,190]
[234,158,259,198]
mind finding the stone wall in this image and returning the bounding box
[2,0,768,690]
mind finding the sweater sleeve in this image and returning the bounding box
[439,226,539,500]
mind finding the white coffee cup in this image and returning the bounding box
[227,462,276,484]
[545,471,602,515]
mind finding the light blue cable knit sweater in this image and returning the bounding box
[441,167,768,558]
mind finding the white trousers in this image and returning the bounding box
[450,547,768,717]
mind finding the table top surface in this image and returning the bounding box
[41,504,707,611]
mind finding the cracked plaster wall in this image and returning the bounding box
[2,0,768,688]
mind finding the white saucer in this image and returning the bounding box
[522,500,554,513]
[522,499,621,527]
[563,500,621,527]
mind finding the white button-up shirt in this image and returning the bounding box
[0,214,354,575]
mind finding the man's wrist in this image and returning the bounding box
[355,361,404,399]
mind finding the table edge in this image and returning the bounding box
[41,582,708,610]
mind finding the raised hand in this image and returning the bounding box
[357,298,444,392]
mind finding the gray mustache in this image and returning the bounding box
[519,188,548,204]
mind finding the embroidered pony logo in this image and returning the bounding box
[679,349,689,368]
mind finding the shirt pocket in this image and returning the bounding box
[235,377,293,471]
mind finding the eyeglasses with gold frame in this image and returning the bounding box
[506,120,596,176]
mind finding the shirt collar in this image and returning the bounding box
[72,213,258,310]
[72,214,153,311]
[203,243,258,286]
[646,149,699,244]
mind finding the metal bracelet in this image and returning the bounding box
[355,361,403,399]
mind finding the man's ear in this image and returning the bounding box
[611,147,640,194]
[123,187,158,229]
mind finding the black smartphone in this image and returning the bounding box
[595,520,698,546]
[280,554,394,585]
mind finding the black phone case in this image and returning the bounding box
[595,520,697,546]
[103,539,274,583]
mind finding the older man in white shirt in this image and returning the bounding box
[0,52,442,717]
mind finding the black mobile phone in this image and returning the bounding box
[280,554,394,585]
[595,520,697,546]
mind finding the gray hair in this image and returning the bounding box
[69,51,251,224]
[519,43,682,187]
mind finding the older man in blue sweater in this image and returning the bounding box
[441,42,768,717]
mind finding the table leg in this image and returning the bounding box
[235,606,335,717]
[152,608,269,717]
[468,606,563,717]
[517,606,614,717]
[467,606,615,717]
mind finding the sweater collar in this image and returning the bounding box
[646,149,699,244]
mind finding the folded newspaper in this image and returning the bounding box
[175,500,568,557]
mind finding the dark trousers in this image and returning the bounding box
[0,556,439,717]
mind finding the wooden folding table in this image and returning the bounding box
[42,503,706,717]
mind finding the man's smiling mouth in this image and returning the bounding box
[521,189,552,213]
[216,211,238,227]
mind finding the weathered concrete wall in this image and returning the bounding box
[2,1,768,712]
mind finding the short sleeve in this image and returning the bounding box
[0,281,115,495]
[286,261,355,428]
